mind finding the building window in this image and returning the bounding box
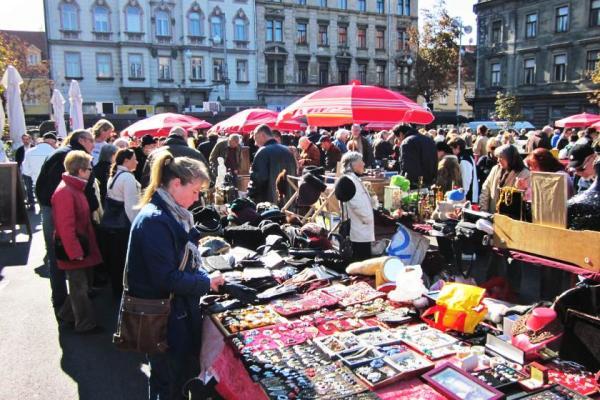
[438,94,448,105]
[234,18,247,41]
[61,3,79,31]
[397,0,410,16]
[358,0,366,12]
[93,6,109,32]
[213,58,224,81]
[376,64,385,86]
[319,62,329,85]
[158,56,171,80]
[338,64,349,84]
[320,0,327,7]
[556,6,569,32]
[27,53,40,66]
[126,5,142,33]
[339,0,347,9]
[65,52,81,78]
[357,27,367,48]
[298,0,306,4]
[267,59,284,85]
[553,54,567,81]
[318,25,329,46]
[211,16,223,40]
[397,65,410,87]
[297,22,307,44]
[266,19,283,42]
[586,50,600,74]
[491,62,501,86]
[521,106,534,122]
[592,0,600,27]
[525,13,537,38]
[189,12,203,36]
[155,10,170,36]
[551,106,565,120]
[338,26,348,46]
[128,54,143,78]
[397,28,408,50]
[191,57,203,80]
[236,60,248,82]
[298,61,308,84]
[358,63,367,83]
[96,53,112,78]
[376,28,385,50]
[524,58,536,85]
[376,0,384,14]
[491,20,502,43]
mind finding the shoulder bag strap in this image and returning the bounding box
[109,170,133,190]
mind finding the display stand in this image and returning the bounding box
[0,162,32,243]
[280,175,338,225]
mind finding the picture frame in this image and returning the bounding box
[422,362,504,400]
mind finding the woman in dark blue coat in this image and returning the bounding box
[125,152,224,400]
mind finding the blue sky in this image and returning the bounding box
[0,0,477,44]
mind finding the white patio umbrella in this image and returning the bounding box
[68,80,84,131]
[0,96,5,136]
[1,65,27,149]
[51,89,68,138]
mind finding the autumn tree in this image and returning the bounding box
[494,91,522,125]
[589,62,600,105]
[408,0,460,105]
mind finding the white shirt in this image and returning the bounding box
[91,141,107,166]
[106,165,141,223]
[345,172,375,243]
[21,142,55,182]
[459,156,479,203]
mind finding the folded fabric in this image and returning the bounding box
[198,236,231,256]
[222,282,258,305]
[224,224,265,250]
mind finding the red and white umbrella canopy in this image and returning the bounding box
[210,108,305,134]
[555,113,600,128]
[277,81,434,127]
[121,113,212,137]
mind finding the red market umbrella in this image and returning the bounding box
[364,122,397,130]
[121,113,212,137]
[210,108,305,134]
[555,113,600,128]
[277,81,434,127]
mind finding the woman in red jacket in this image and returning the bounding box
[52,150,103,333]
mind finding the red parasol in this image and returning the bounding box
[277,81,434,127]
[210,108,305,134]
[121,113,212,137]
[555,113,600,128]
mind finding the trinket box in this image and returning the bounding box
[472,364,527,388]
[271,291,339,317]
[238,321,319,353]
[520,362,549,391]
[339,347,384,368]
[517,385,592,400]
[313,331,364,358]
[344,298,397,319]
[423,362,503,400]
[351,326,403,347]
[396,323,459,360]
[213,305,285,335]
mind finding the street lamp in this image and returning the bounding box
[452,19,472,126]
[212,33,230,101]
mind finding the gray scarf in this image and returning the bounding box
[157,188,202,271]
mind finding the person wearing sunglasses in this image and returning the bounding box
[567,142,600,231]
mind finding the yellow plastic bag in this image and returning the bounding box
[422,283,487,333]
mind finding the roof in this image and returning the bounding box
[0,30,48,59]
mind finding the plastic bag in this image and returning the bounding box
[386,224,429,265]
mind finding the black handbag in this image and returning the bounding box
[100,171,132,230]
[336,204,353,260]
[55,234,90,261]
[496,187,526,220]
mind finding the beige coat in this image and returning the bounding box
[345,172,375,243]
[479,164,530,213]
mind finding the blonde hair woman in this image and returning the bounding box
[125,153,224,399]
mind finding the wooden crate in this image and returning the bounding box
[493,214,600,272]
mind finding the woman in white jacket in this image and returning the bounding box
[104,148,140,299]
[340,151,375,261]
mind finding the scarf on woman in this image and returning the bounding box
[156,187,202,271]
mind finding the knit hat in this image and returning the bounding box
[334,175,356,202]
[141,134,157,147]
[297,173,327,206]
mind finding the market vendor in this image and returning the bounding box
[339,151,375,261]
[125,153,224,399]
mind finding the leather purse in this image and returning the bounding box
[100,172,131,230]
[496,186,525,221]
[113,246,189,354]
[54,234,89,261]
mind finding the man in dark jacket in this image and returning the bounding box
[141,127,211,188]
[318,135,342,171]
[198,132,219,161]
[350,124,375,167]
[526,126,553,153]
[35,129,97,313]
[248,124,297,204]
[393,124,437,188]
[134,134,157,182]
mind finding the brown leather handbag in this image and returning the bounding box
[113,248,189,354]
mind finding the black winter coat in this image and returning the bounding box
[398,131,438,188]
[247,139,297,204]
[35,142,99,211]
